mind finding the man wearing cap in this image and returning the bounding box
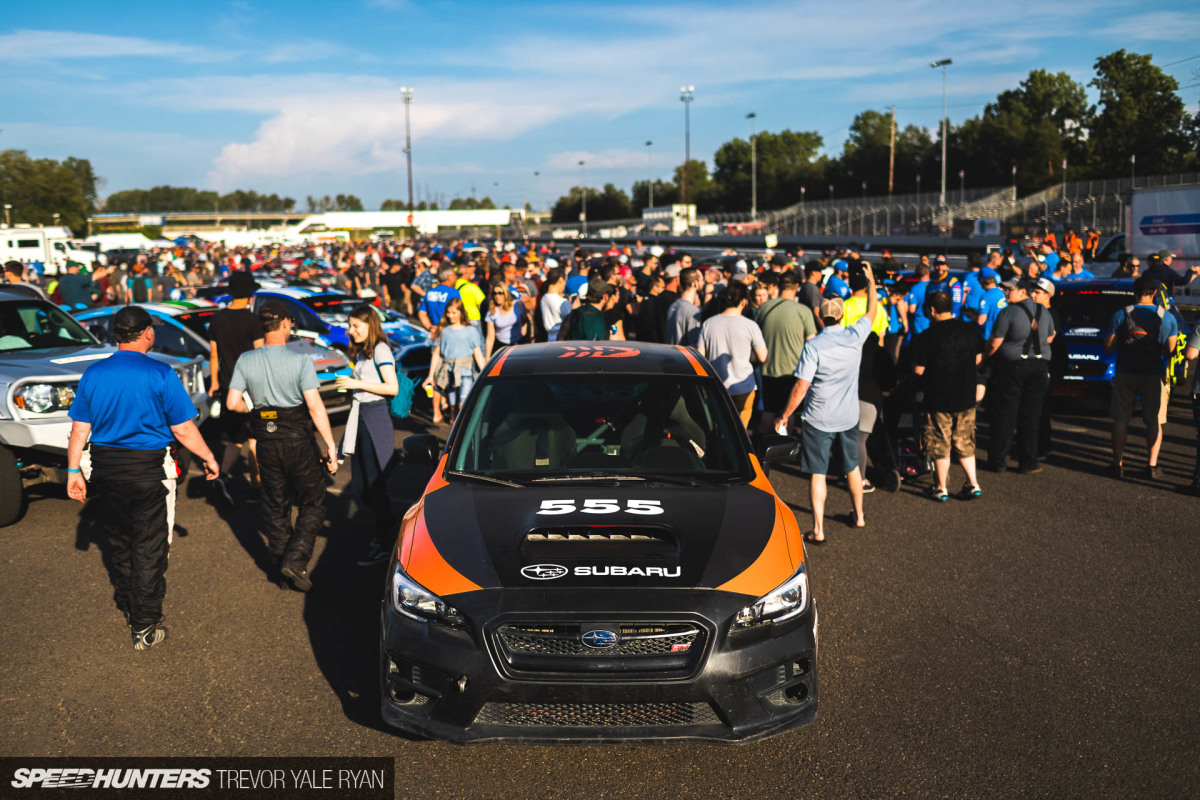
[206,270,264,504]
[1102,275,1179,479]
[984,279,1055,474]
[1143,250,1200,302]
[974,269,1007,339]
[776,264,880,543]
[65,306,220,650]
[225,301,339,592]
[823,261,851,300]
[925,256,963,318]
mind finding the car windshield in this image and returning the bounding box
[1055,287,1137,330]
[450,375,752,482]
[0,301,96,351]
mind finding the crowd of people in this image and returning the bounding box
[7,231,1198,649]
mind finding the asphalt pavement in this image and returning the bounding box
[1,398,1198,800]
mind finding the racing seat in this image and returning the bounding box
[620,383,707,463]
[487,385,575,471]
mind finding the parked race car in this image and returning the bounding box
[0,289,208,527]
[380,342,816,743]
[1051,279,1189,404]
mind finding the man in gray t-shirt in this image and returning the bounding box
[225,300,337,593]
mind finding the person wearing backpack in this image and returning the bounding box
[129,264,154,304]
[335,306,401,567]
[1103,275,1179,479]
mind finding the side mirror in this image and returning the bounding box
[402,434,440,464]
[759,433,799,464]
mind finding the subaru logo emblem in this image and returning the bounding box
[581,628,619,648]
[521,564,567,580]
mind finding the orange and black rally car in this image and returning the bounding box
[381,341,816,743]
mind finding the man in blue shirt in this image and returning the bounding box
[776,264,880,543]
[1040,242,1060,272]
[823,261,851,300]
[974,270,1007,340]
[925,256,963,318]
[66,306,218,651]
[417,264,462,331]
[1102,275,1179,479]
[962,252,1003,319]
[903,262,932,340]
[1059,253,1095,282]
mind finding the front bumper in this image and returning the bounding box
[380,588,818,744]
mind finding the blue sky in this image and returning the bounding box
[2,0,1199,211]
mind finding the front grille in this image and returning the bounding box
[497,622,699,658]
[474,702,720,727]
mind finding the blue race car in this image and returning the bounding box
[1051,279,1188,403]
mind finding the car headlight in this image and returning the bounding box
[733,565,809,629]
[14,383,76,414]
[390,563,467,629]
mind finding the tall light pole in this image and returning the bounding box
[645,141,654,209]
[578,160,586,237]
[931,58,952,208]
[746,112,757,220]
[958,169,965,204]
[400,86,414,225]
[680,86,694,205]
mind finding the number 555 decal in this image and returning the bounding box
[537,499,664,515]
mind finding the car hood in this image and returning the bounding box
[400,477,802,598]
[0,344,121,380]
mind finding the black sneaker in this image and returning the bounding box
[356,542,390,567]
[1145,464,1161,480]
[280,565,313,592]
[213,476,234,508]
[132,624,169,651]
[1107,462,1124,480]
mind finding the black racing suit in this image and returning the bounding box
[89,445,178,629]
[250,405,327,571]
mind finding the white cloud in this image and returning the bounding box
[1096,11,1200,41]
[0,29,217,62]
[545,149,654,170]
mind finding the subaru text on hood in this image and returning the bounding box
[380,342,817,743]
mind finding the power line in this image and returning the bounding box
[1161,53,1200,67]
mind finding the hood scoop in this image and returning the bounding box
[521,526,678,561]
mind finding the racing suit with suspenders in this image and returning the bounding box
[987,299,1052,473]
[227,326,338,591]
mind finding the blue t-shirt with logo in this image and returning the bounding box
[69,351,197,450]
[418,284,462,325]
[926,276,963,318]
[975,287,1008,340]
[904,280,931,339]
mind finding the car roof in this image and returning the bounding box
[486,341,713,378]
[258,286,340,300]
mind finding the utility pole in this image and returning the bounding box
[578,160,586,237]
[931,58,952,208]
[645,141,653,209]
[746,112,757,220]
[680,86,694,205]
[888,105,896,196]
[400,87,414,229]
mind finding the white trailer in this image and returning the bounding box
[1128,185,1200,261]
[0,226,98,275]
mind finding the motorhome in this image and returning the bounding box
[0,226,98,275]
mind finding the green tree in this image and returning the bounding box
[711,129,825,212]
[1090,50,1188,175]
[550,183,632,223]
[0,149,98,235]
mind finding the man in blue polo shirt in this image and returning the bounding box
[974,269,1007,340]
[823,260,851,300]
[925,256,963,318]
[903,262,932,340]
[417,264,461,331]
[66,306,219,651]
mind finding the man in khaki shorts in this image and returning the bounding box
[1103,275,1179,479]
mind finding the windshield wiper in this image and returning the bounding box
[529,473,647,484]
[445,470,524,488]
[622,472,728,488]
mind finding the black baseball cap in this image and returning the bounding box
[229,271,260,299]
[258,299,292,325]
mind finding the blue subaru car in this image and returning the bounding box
[1051,279,1188,403]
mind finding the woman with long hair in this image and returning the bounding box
[423,297,485,424]
[335,306,400,566]
[485,281,528,358]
